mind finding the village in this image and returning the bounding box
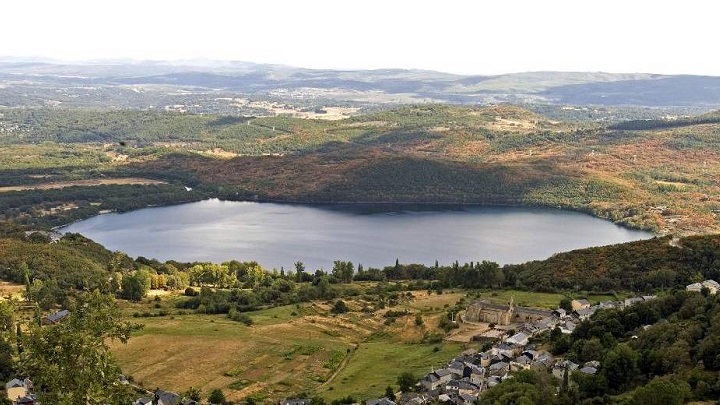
[322,294,659,405]
[8,278,720,405]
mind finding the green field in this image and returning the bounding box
[321,339,463,401]
[475,289,627,309]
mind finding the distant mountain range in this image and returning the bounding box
[1,58,720,107]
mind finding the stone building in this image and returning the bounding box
[464,299,515,325]
[465,298,552,325]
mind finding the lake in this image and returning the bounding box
[62,199,652,270]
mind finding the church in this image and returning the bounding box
[464,298,552,325]
[464,298,515,325]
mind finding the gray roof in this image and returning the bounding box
[459,393,477,403]
[44,309,69,323]
[5,378,25,390]
[555,360,579,370]
[579,366,598,374]
[575,307,596,317]
[489,361,509,370]
[424,373,440,382]
[522,350,539,359]
[448,360,465,370]
[155,390,181,405]
[15,396,36,405]
[455,380,480,390]
[507,332,529,344]
[435,368,453,377]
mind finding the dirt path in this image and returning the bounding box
[0,178,166,193]
[318,344,358,390]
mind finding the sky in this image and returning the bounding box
[2,0,719,76]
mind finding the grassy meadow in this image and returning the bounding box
[109,286,620,402]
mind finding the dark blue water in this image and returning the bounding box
[62,200,652,270]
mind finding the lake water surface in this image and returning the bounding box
[62,200,652,270]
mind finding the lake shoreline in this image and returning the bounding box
[61,199,653,270]
[53,195,659,236]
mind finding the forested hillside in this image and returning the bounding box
[1,104,719,234]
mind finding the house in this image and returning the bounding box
[463,364,485,384]
[486,375,502,388]
[366,397,397,405]
[584,360,601,369]
[702,280,720,294]
[447,360,465,377]
[560,321,576,334]
[403,393,431,405]
[571,299,591,311]
[598,301,618,310]
[5,378,29,403]
[493,343,516,357]
[552,360,579,379]
[134,398,153,405]
[579,366,598,375]
[552,308,567,319]
[574,306,597,321]
[437,394,452,403]
[154,390,182,405]
[531,352,555,369]
[458,393,477,405]
[42,309,69,325]
[445,380,481,396]
[522,350,539,360]
[510,355,532,371]
[5,379,26,390]
[687,280,720,295]
[518,323,539,335]
[624,297,644,308]
[506,332,529,347]
[14,395,37,405]
[420,372,442,390]
[488,361,509,376]
[534,317,557,333]
[421,369,453,391]
[478,352,493,367]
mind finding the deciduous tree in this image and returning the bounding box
[19,291,141,405]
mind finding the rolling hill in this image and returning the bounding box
[1,59,720,109]
[1,104,719,235]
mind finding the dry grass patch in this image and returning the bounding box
[0,281,24,299]
[0,178,165,193]
[112,313,353,402]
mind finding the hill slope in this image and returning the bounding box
[1,59,720,108]
[1,104,719,235]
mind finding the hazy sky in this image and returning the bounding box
[2,0,719,75]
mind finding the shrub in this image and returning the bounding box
[228,308,253,326]
[331,300,349,314]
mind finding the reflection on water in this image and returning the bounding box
[62,200,652,270]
